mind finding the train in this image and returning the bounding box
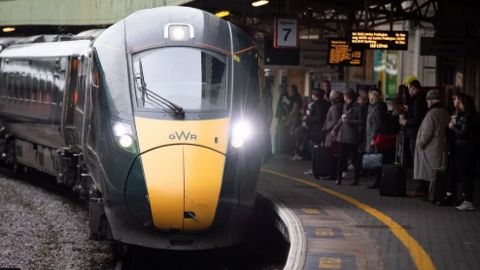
[0,6,264,252]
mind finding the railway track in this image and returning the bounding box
[0,166,289,270]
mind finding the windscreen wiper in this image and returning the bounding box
[134,59,185,117]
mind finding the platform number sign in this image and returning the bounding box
[274,18,299,49]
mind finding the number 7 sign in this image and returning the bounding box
[274,17,299,49]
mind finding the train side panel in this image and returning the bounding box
[0,40,91,176]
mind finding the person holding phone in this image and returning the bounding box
[331,88,366,186]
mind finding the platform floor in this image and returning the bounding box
[259,155,480,270]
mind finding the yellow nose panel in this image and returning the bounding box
[141,146,185,230]
[134,116,229,231]
[183,145,224,230]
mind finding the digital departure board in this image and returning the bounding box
[349,30,408,51]
[327,38,363,66]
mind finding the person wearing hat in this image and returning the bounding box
[403,75,417,86]
[411,89,451,199]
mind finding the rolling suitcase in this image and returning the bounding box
[429,152,448,204]
[312,135,332,179]
[379,134,407,197]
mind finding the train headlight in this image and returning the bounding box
[168,25,192,41]
[112,121,136,152]
[119,135,133,148]
[231,121,252,148]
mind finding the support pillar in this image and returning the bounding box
[304,71,311,97]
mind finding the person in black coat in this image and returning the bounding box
[447,93,479,210]
[399,80,428,183]
[300,89,329,169]
[305,89,330,144]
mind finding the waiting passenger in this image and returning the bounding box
[412,90,450,199]
[438,91,461,206]
[291,100,312,161]
[448,93,479,210]
[302,89,330,171]
[399,79,428,197]
[364,90,387,189]
[390,85,410,135]
[331,88,366,186]
[315,90,344,179]
[322,80,332,101]
[287,84,303,135]
[275,84,289,124]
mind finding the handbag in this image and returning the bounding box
[362,145,383,170]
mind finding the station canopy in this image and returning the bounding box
[185,0,438,38]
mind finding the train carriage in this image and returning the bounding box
[0,6,263,251]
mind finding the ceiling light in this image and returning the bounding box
[215,11,230,18]
[2,27,15,32]
[252,0,269,7]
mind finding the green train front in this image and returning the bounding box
[86,6,263,250]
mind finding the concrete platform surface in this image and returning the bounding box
[259,155,480,270]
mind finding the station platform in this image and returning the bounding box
[258,155,480,270]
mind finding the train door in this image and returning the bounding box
[64,56,78,147]
[83,53,101,187]
[74,56,87,149]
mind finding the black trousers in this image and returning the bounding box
[337,143,360,182]
[447,151,458,197]
[455,145,476,202]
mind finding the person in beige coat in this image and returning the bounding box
[411,89,451,198]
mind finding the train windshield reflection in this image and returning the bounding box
[132,47,228,111]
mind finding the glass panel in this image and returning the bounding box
[32,75,38,101]
[46,76,52,104]
[38,75,44,103]
[25,75,31,101]
[132,47,228,111]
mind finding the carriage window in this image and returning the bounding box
[0,72,6,98]
[25,75,31,101]
[132,47,227,111]
[14,73,20,100]
[8,73,13,98]
[32,75,38,101]
[38,75,45,103]
[20,74,26,101]
[46,76,52,104]
[52,75,59,105]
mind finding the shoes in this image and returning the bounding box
[350,180,359,186]
[335,180,341,185]
[304,169,313,175]
[290,154,303,160]
[435,195,455,206]
[456,201,474,211]
[367,184,380,189]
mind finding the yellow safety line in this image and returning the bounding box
[261,168,437,270]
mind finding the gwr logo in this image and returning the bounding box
[169,131,197,141]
